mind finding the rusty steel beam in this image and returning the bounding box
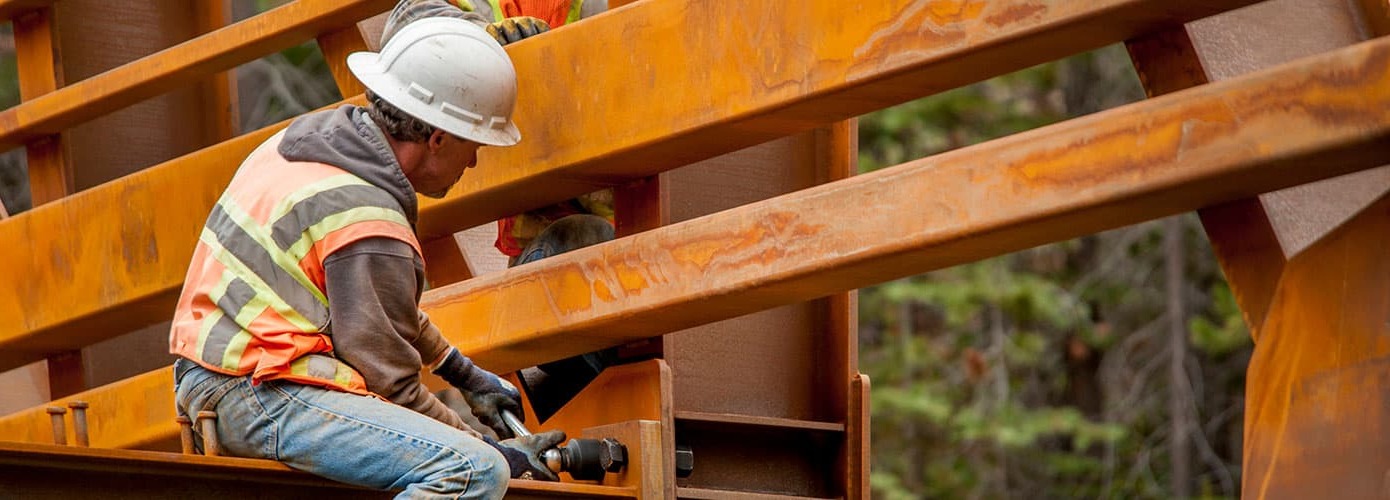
[0,0,51,22]
[414,0,1264,241]
[4,36,1386,447]
[0,441,637,499]
[0,0,393,151]
[0,0,1262,373]
[425,36,1390,373]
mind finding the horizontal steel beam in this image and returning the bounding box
[0,0,393,151]
[0,0,51,21]
[0,0,1262,372]
[4,35,1386,449]
[0,441,636,499]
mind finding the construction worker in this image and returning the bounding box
[168,16,565,498]
[383,0,620,426]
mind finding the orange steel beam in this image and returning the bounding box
[413,0,1264,241]
[0,0,393,151]
[0,441,638,498]
[0,0,51,21]
[0,0,1263,373]
[423,37,1390,374]
[3,37,1386,447]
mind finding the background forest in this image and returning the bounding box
[0,9,1251,499]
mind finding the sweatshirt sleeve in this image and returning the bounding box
[323,237,467,430]
[381,0,491,47]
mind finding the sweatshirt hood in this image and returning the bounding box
[278,105,418,225]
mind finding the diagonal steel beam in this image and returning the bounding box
[3,35,1386,448]
[0,0,1263,373]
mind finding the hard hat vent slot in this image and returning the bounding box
[442,102,484,125]
[408,83,435,104]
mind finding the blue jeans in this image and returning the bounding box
[173,358,507,499]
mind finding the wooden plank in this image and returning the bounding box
[676,488,834,500]
[0,0,394,151]
[0,0,1265,371]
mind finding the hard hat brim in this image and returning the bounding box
[347,51,522,147]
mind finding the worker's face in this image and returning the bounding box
[415,130,483,198]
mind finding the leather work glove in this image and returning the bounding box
[433,347,524,439]
[493,430,566,481]
[436,387,501,440]
[486,16,550,45]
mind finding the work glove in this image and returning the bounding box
[433,347,523,439]
[436,387,501,441]
[486,16,550,46]
[491,430,566,481]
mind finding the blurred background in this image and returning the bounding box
[0,6,1251,498]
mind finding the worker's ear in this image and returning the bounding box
[427,129,449,152]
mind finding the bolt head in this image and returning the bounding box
[45,406,66,415]
[67,401,89,410]
[598,438,627,472]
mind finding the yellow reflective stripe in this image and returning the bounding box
[199,228,318,332]
[289,356,311,377]
[220,328,255,372]
[219,199,328,306]
[334,362,354,386]
[269,174,369,223]
[454,0,476,12]
[285,206,413,260]
[566,0,583,25]
[485,0,504,22]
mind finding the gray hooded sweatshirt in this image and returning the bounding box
[278,105,466,430]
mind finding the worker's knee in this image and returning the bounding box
[443,436,509,490]
[541,214,614,251]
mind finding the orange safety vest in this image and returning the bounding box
[169,130,421,395]
[478,0,585,28]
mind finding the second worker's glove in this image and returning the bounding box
[433,347,523,439]
[492,430,567,481]
[486,16,550,45]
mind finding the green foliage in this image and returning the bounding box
[860,45,1250,499]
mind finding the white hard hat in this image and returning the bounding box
[347,17,521,146]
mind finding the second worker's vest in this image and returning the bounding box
[169,130,421,394]
[479,0,584,28]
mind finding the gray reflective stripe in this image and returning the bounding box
[215,278,257,319]
[199,313,243,366]
[306,355,339,380]
[206,204,329,327]
[270,184,403,251]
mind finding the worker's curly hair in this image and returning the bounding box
[365,90,436,143]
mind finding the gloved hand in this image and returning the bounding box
[486,16,550,45]
[433,347,523,439]
[492,430,566,481]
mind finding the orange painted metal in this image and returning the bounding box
[0,0,51,21]
[0,0,394,151]
[0,0,1265,373]
[425,37,1390,374]
[3,29,1388,453]
[0,369,175,450]
[1242,195,1390,499]
[413,0,1264,241]
[0,440,639,498]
